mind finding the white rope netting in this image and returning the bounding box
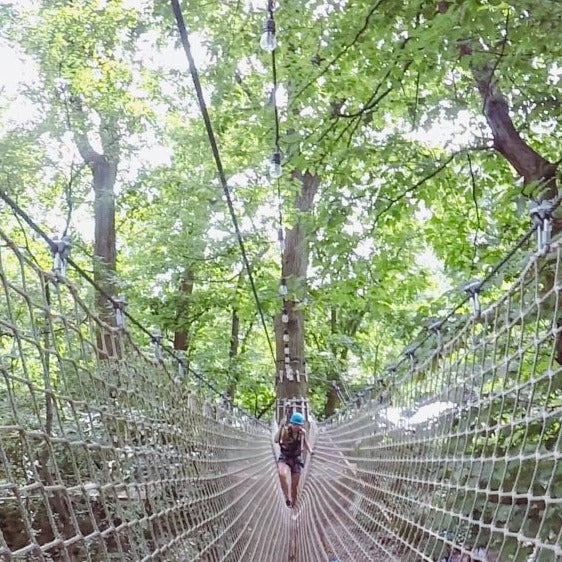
[299,240,562,561]
[1,222,561,562]
[0,227,293,561]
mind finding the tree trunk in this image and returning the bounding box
[474,64,557,197]
[226,307,240,401]
[72,114,119,359]
[92,158,118,315]
[225,269,248,401]
[324,308,340,417]
[92,158,118,359]
[173,269,195,352]
[275,171,320,422]
[473,64,561,361]
[323,308,366,417]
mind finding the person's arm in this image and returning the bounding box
[302,431,314,454]
[274,426,284,444]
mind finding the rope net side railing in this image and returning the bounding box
[0,225,292,562]
[297,239,562,561]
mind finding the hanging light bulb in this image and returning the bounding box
[281,309,289,323]
[260,17,276,52]
[269,151,282,179]
[279,278,287,296]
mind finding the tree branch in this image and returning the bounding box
[474,64,557,194]
[373,145,490,225]
[289,0,390,107]
[60,89,104,166]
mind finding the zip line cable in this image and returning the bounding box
[170,0,277,370]
[0,189,267,427]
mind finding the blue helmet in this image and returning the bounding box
[289,412,304,426]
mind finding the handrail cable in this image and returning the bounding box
[333,182,562,414]
[0,189,268,427]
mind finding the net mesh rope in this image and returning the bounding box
[303,242,562,561]
[0,215,561,562]
[0,225,292,561]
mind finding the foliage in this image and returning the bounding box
[0,0,560,415]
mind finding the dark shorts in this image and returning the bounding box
[278,454,304,474]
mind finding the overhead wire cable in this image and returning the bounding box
[0,189,267,426]
[268,13,286,286]
[170,0,276,367]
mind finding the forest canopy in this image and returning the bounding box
[1,0,561,418]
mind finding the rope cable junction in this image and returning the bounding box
[0,188,266,426]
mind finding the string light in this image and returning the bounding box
[258,0,306,408]
[269,150,282,178]
[260,17,276,52]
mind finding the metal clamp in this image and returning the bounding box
[428,319,443,347]
[51,235,71,278]
[463,279,482,318]
[151,329,163,362]
[404,345,416,371]
[529,199,554,253]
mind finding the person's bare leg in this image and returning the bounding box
[278,463,291,505]
[291,473,300,507]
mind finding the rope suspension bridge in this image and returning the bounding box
[1,3,561,561]
[1,202,561,561]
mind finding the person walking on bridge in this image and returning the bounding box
[274,412,314,508]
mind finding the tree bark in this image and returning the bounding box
[73,113,119,359]
[173,269,195,352]
[226,307,240,401]
[473,64,561,362]
[225,269,248,401]
[324,308,340,417]
[474,64,557,197]
[275,171,320,422]
[323,308,366,417]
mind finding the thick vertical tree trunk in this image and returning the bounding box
[92,159,118,318]
[92,158,118,359]
[275,171,319,422]
[73,120,119,359]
